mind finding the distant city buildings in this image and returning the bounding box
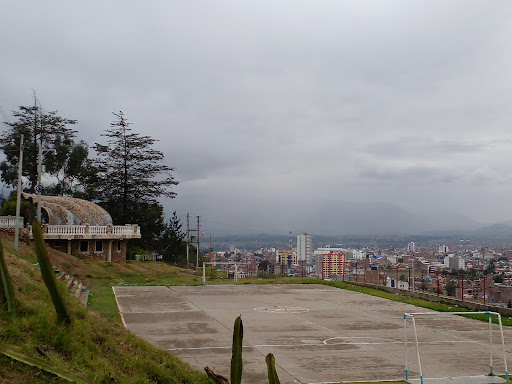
[277,250,296,267]
[321,251,346,279]
[213,234,512,307]
[438,245,449,253]
[297,233,313,264]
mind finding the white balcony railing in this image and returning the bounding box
[0,216,24,227]
[29,224,141,239]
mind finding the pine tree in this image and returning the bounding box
[93,111,178,250]
[160,211,187,265]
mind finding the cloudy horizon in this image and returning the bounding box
[1,1,512,236]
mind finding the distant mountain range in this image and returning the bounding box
[171,197,512,246]
[196,199,485,236]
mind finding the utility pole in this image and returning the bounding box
[412,258,415,291]
[14,135,24,251]
[37,141,42,222]
[484,276,486,305]
[461,274,464,302]
[196,216,200,268]
[209,234,212,261]
[186,213,190,268]
[437,270,440,296]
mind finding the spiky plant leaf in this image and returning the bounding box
[33,221,71,324]
[0,240,15,312]
[204,366,230,384]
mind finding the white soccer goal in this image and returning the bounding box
[202,262,245,285]
[404,311,509,384]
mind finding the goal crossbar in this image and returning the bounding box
[404,311,509,384]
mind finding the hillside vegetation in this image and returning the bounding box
[0,235,209,383]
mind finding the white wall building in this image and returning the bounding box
[438,245,449,253]
[297,233,313,264]
[351,249,365,259]
[314,247,346,256]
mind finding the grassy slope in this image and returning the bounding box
[0,236,209,384]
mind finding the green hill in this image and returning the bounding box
[0,234,209,384]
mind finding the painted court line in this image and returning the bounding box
[166,339,475,351]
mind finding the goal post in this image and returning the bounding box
[202,262,244,285]
[404,311,509,384]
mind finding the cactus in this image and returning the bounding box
[33,221,71,324]
[0,266,5,306]
[265,353,281,384]
[230,315,243,384]
[0,240,15,312]
[205,315,243,384]
[205,316,281,384]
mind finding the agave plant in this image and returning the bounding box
[33,220,71,324]
[0,240,15,312]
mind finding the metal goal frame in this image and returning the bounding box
[404,311,509,384]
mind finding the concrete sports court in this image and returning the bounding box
[113,284,512,384]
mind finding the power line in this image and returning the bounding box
[0,105,10,124]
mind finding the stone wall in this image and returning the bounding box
[0,226,31,244]
[47,238,127,262]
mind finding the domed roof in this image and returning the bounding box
[22,193,113,226]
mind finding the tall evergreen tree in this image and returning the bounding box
[160,211,187,265]
[0,104,77,194]
[93,111,178,250]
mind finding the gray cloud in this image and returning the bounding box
[1,0,512,235]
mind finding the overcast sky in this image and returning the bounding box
[1,1,512,236]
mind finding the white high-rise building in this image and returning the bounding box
[297,233,313,264]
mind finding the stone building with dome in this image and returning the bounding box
[22,193,140,262]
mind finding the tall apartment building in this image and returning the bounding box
[322,252,346,279]
[297,233,313,264]
[277,250,296,267]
